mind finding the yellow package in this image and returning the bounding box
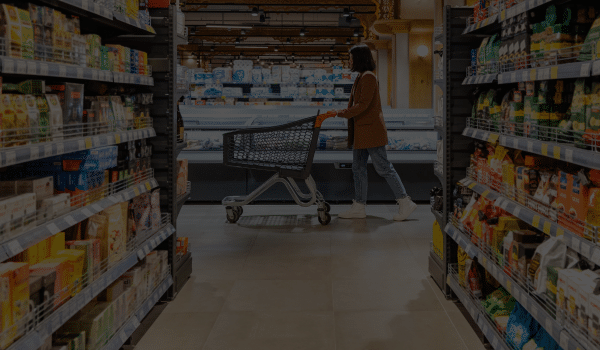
[0,262,29,340]
[0,94,16,148]
[11,95,31,147]
[50,231,66,257]
[458,246,468,288]
[22,244,39,265]
[0,264,14,349]
[2,5,22,58]
[41,257,72,301]
[17,9,34,60]
[56,249,85,296]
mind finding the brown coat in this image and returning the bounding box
[337,71,387,149]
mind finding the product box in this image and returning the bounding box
[45,94,64,141]
[2,5,23,59]
[55,250,85,296]
[17,176,53,200]
[569,173,591,221]
[0,262,29,341]
[17,8,34,60]
[589,294,600,342]
[37,193,70,222]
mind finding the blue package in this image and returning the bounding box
[505,303,540,350]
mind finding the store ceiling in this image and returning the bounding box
[178,2,376,63]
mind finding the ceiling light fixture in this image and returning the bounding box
[235,45,269,49]
[353,28,360,37]
[417,45,429,57]
[205,24,252,29]
[251,7,259,16]
[210,45,215,52]
[300,28,306,36]
[286,37,291,43]
[241,29,246,35]
[274,46,279,52]
[330,45,334,52]
[235,37,241,44]
[342,8,350,17]
[349,8,355,15]
[346,38,351,45]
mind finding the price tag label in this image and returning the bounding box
[133,187,140,196]
[506,280,512,293]
[532,215,541,228]
[545,318,554,337]
[137,249,145,260]
[513,287,520,301]
[40,63,48,75]
[121,132,128,142]
[565,148,573,163]
[132,316,140,328]
[498,74,504,84]
[530,69,537,81]
[551,66,558,79]
[513,206,521,217]
[16,61,26,74]
[541,143,548,156]
[47,223,61,235]
[65,215,77,226]
[7,240,23,255]
[57,143,64,154]
[471,129,477,137]
[482,190,490,198]
[557,227,564,236]
[483,132,490,141]
[92,204,103,212]
[30,146,39,160]
[582,243,591,258]
[553,146,561,159]
[115,134,121,144]
[82,0,89,10]
[488,134,499,143]
[572,236,581,252]
[543,221,552,235]
[559,332,570,349]
[5,151,16,166]
[3,58,14,73]
[119,331,128,343]
[513,138,519,149]
[59,65,67,77]
[522,70,529,81]
[81,208,93,217]
[527,141,533,152]
[593,60,600,76]
[27,61,37,75]
[511,72,516,82]
[468,183,476,189]
[78,140,85,149]
[77,68,84,79]
[581,62,591,77]
[145,182,152,191]
[501,200,509,210]
[85,138,92,149]
[92,70,98,80]
[143,245,150,255]
[93,136,100,146]
[530,304,539,319]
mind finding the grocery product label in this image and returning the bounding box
[115,134,121,144]
[543,221,551,235]
[581,243,591,258]
[5,151,15,166]
[145,182,152,191]
[553,146,561,159]
[64,215,76,226]
[593,61,600,76]
[513,206,521,217]
[47,222,60,235]
[7,240,23,255]
[85,138,92,148]
[30,146,39,160]
[551,67,558,80]
[532,215,540,228]
[44,144,52,156]
[581,63,591,77]
[120,331,128,343]
[541,143,548,156]
[59,66,67,77]
[81,208,92,217]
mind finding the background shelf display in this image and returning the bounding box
[457,177,600,266]
[444,222,588,350]
[462,14,499,35]
[0,127,155,169]
[462,73,497,85]
[0,57,153,85]
[462,125,600,170]
[0,178,159,262]
[497,61,593,84]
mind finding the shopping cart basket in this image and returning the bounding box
[222,111,336,225]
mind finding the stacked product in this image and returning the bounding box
[466,141,600,241]
[176,159,188,197]
[0,190,162,349]
[470,77,600,148]
[0,3,151,74]
[472,0,499,24]
[454,178,600,348]
[193,65,357,85]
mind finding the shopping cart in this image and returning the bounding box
[222,111,336,225]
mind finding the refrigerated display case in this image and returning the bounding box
[178,105,438,202]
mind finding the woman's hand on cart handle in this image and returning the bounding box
[315,110,338,128]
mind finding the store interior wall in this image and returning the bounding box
[409,32,433,108]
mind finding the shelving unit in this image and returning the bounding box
[146,6,192,298]
[433,1,600,349]
[0,2,186,350]
[428,6,474,293]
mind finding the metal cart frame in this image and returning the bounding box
[221,112,334,225]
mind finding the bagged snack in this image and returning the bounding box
[506,302,540,349]
[528,237,567,295]
[151,188,160,230]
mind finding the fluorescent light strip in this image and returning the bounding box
[235,46,269,49]
[205,24,253,29]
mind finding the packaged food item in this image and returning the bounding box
[16,176,53,200]
[46,83,84,138]
[528,237,566,295]
[37,193,70,222]
[24,95,41,144]
[45,94,64,141]
[506,302,540,349]
[0,262,29,341]
[2,5,23,58]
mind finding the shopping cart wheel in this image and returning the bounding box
[233,206,243,216]
[226,206,240,223]
[318,211,331,225]
[323,202,331,213]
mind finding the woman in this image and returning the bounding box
[331,45,417,221]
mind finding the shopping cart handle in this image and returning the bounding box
[315,111,337,128]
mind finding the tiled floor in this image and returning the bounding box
[134,204,486,350]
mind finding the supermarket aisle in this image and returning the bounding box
[135,205,486,350]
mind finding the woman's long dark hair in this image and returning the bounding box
[349,45,376,73]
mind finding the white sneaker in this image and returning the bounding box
[394,196,417,221]
[338,200,367,219]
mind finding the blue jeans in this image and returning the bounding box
[353,146,407,204]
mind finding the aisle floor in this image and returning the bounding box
[135,205,486,350]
